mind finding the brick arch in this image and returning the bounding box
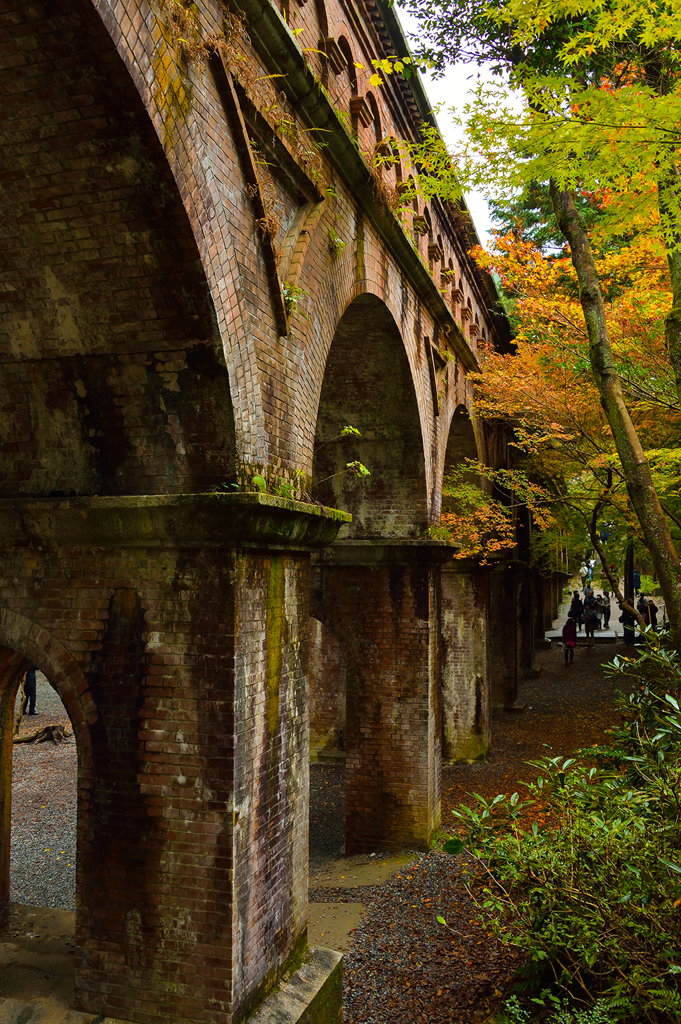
[0,608,97,903]
[311,292,429,538]
[0,0,237,496]
[293,233,436,468]
[0,609,96,755]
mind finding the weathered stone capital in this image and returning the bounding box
[0,493,350,551]
[312,537,455,566]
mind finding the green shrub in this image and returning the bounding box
[445,639,681,1022]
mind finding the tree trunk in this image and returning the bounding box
[550,183,681,649]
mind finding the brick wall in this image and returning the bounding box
[308,617,346,760]
[0,494,332,1024]
[312,547,441,854]
[0,0,235,497]
[489,570,519,707]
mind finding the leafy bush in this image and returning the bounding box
[445,639,681,1022]
[495,994,615,1023]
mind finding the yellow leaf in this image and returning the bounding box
[369,73,383,87]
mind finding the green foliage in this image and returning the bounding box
[282,282,308,316]
[328,230,347,257]
[495,994,616,1023]
[215,463,311,501]
[443,641,681,1022]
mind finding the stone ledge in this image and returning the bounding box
[0,493,351,551]
[313,538,455,567]
[247,947,343,1024]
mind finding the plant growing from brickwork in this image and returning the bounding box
[439,641,681,1022]
[282,282,308,317]
[216,462,311,501]
[328,230,347,257]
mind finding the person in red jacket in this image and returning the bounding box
[562,615,577,666]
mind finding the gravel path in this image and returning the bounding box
[310,762,345,865]
[338,640,622,1023]
[10,671,77,911]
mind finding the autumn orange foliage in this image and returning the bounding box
[440,233,681,563]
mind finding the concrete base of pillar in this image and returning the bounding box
[248,948,343,1024]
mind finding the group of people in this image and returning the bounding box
[562,588,612,662]
[562,575,662,665]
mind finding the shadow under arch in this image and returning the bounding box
[312,293,428,538]
[0,0,236,499]
[0,610,96,903]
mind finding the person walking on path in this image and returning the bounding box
[569,591,584,632]
[602,592,611,628]
[584,605,598,647]
[644,598,659,630]
[636,593,648,619]
[633,570,641,595]
[562,615,577,666]
[579,562,589,593]
[23,664,37,716]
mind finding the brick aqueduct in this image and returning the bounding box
[0,1,564,1021]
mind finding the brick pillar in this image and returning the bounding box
[552,574,561,620]
[518,573,541,678]
[544,575,555,630]
[0,494,348,1024]
[534,574,545,642]
[440,564,490,762]
[312,542,442,855]
[489,568,518,706]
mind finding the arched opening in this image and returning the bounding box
[308,295,436,859]
[337,36,357,96]
[312,293,428,538]
[443,405,479,501]
[0,627,95,1016]
[11,665,77,913]
[366,91,382,142]
[315,0,329,36]
[0,0,236,499]
[440,406,490,763]
[424,207,433,243]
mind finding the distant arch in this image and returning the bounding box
[315,0,329,37]
[442,404,480,500]
[366,91,382,142]
[338,37,357,93]
[313,293,428,538]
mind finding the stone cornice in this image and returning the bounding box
[227,0,486,371]
[0,493,350,550]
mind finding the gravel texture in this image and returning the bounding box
[338,640,622,1023]
[10,672,77,911]
[310,761,346,865]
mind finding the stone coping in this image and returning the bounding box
[313,538,457,566]
[248,946,342,1024]
[0,492,351,551]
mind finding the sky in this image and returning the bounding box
[394,6,496,247]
